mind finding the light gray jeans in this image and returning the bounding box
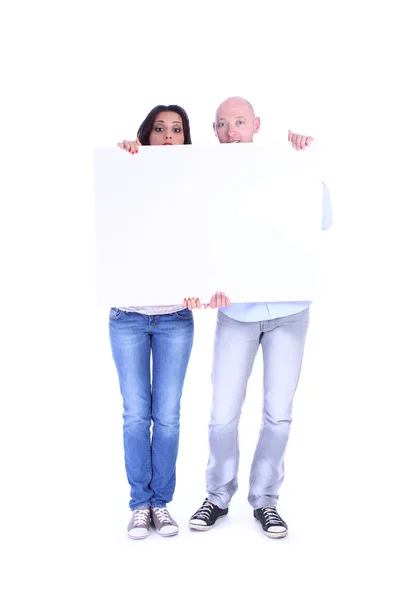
[206,308,309,510]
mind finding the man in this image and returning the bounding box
[189,97,332,538]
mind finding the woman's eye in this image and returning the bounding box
[155,127,163,132]
[173,128,182,133]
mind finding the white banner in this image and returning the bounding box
[94,142,322,306]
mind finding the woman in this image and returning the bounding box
[110,104,229,540]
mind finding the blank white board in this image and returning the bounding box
[93,142,322,306]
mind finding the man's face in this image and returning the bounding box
[213,98,260,143]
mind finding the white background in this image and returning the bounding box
[1,1,399,598]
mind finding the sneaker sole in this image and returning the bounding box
[151,522,179,537]
[189,513,228,531]
[156,529,179,537]
[263,529,288,539]
[128,531,150,540]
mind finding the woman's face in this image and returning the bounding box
[149,111,185,145]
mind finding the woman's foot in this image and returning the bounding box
[127,506,151,540]
[151,507,179,536]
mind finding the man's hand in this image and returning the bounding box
[204,291,230,309]
[183,292,230,310]
[288,130,314,150]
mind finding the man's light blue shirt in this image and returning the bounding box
[219,182,332,322]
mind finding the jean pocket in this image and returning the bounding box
[175,308,194,320]
[109,307,122,319]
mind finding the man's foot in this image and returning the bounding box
[151,507,179,537]
[189,499,229,531]
[254,507,288,538]
[127,506,151,540]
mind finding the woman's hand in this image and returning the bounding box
[183,297,202,310]
[183,292,230,310]
[117,138,142,154]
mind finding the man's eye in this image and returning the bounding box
[237,120,244,125]
[218,122,226,128]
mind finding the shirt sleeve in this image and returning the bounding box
[322,181,333,230]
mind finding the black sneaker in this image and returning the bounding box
[254,507,288,538]
[189,499,229,531]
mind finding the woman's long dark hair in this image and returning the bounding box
[137,104,192,145]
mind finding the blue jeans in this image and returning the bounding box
[109,308,194,510]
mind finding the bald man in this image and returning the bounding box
[189,97,332,538]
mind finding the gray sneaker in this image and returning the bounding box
[151,507,179,537]
[127,506,151,540]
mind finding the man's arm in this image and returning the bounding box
[322,182,332,230]
[288,131,333,231]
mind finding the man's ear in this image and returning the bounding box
[254,117,261,134]
[213,122,217,136]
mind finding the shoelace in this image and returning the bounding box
[261,507,283,526]
[133,508,149,526]
[193,502,213,519]
[153,508,171,524]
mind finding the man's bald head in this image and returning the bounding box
[214,96,260,143]
[215,97,255,121]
